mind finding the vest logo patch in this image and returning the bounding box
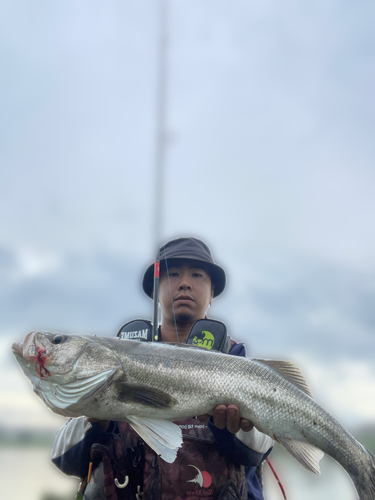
[187,465,212,488]
[119,329,148,340]
[191,331,215,350]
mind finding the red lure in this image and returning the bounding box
[36,348,51,378]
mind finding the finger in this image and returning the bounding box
[226,405,241,434]
[240,419,254,432]
[213,405,227,429]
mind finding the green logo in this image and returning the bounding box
[192,330,215,350]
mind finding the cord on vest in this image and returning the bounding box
[266,458,287,500]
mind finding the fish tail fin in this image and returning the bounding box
[352,447,375,500]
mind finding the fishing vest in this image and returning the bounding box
[85,418,248,500]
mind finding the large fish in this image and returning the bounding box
[12,331,375,500]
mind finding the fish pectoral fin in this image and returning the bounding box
[117,383,176,408]
[42,369,116,410]
[125,415,183,463]
[254,359,314,397]
[275,436,324,475]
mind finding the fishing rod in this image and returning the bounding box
[152,259,160,341]
[152,246,180,342]
[151,0,168,341]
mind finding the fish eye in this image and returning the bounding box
[52,335,66,345]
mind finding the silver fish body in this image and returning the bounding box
[12,331,375,500]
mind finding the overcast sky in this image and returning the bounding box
[1,0,375,433]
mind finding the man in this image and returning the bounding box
[52,237,273,499]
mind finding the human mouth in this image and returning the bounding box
[174,295,194,303]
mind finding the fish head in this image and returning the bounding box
[11,332,122,416]
[12,331,121,382]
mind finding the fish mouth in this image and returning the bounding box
[11,342,23,356]
[12,332,51,378]
[18,331,42,360]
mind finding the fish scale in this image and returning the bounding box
[12,331,375,500]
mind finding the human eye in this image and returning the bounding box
[192,271,203,278]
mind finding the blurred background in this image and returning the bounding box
[1,0,374,499]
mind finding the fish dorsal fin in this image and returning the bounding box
[275,436,324,475]
[40,369,116,410]
[254,359,313,397]
[125,416,183,463]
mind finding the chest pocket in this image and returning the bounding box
[157,419,247,500]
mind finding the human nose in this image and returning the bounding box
[178,272,192,290]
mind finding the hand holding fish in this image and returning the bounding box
[198,404,254,434]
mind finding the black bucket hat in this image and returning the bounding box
[142,237,226,298]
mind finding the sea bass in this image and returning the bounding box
[12,331,375,500]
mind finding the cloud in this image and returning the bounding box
[291,354,375,429]
[0,245,150,335]
[1,0,374,433]
[216,250,375,365]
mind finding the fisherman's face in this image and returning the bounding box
[159,262,214,327]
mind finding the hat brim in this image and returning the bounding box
[142,257,226,298]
